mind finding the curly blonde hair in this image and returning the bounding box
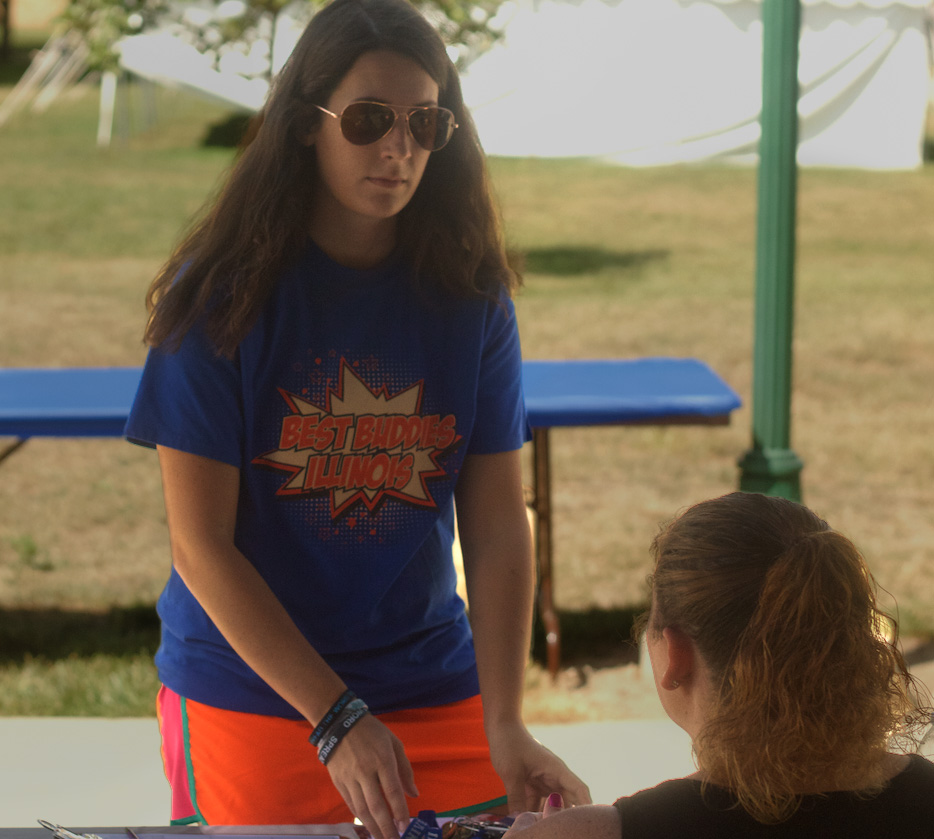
[645,492,931,823]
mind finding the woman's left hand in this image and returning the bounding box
[504,791,565,835]
[487,721,591,815]
[453,453,590,814]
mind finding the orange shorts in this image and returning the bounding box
[157,686,507,826]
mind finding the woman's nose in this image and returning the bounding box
[380,114,413,158]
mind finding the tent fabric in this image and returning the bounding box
[111,0,932,168]
[715,1,929,7]
[117,31,270,112]
[460,0,932,168]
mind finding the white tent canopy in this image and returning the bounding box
[460,0,933,168]
[5,0,930,166]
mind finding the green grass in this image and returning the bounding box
[1,73,933,715]
[0,606,160,715]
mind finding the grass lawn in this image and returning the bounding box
[1,68,933,716]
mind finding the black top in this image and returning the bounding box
[613,754,934,838]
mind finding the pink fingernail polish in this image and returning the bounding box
[547,792,564,808]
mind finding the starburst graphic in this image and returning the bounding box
[253,359,461,518]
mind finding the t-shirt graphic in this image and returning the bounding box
[253,358,462,519]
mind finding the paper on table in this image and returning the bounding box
[202,827,359,838]
[201,822,357,839]
[99,832,351,839]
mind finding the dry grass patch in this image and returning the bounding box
[1,81,933,717]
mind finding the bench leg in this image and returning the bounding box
[0,438,26,466]
[532,427,561,680]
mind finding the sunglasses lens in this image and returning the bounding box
[340,102,395,145]
[337,103,456,151]
[408,107,455,151]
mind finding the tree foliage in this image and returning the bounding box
[59,0,169,71]
[60,0,505,74]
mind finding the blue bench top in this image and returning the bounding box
[0,367,143,438]
[523,357,741,428]
[0,358,741,439]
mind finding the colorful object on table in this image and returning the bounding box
[440,814,514,838]
[401,811,442,839]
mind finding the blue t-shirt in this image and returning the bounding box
[126,241,530,718]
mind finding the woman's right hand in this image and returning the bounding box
[157,447,415,836]
[324,713,419,839]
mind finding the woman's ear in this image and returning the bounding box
[297,114,318,147]
[659,626,696,691]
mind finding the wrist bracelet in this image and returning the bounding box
[309,689,356,747]
[316,698,369,765]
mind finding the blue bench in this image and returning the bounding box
[0,358,741,675]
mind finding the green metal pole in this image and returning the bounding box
[738,0,804,501]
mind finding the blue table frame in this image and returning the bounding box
[0,359,741,676]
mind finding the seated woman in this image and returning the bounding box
[507,491,934,837]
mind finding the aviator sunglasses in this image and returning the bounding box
[313,101,458,152]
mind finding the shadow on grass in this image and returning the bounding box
[13,603,928,675]
[0,604,160,662]
[531,605,644,669]
[1,602,643,669]
[522,247,668,278]
[531,608,934,673]
[904,639,934,667]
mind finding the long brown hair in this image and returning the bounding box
[144,0,517,358]
[645,491,930,823]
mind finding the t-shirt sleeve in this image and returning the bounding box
[467,294,532,455]
[124,324,244,469]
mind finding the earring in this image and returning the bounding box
[671,680,680,688]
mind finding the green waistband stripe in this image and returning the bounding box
[438,794,509,817]
[180,695,209,826]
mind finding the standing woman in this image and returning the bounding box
[126,1,589,836]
